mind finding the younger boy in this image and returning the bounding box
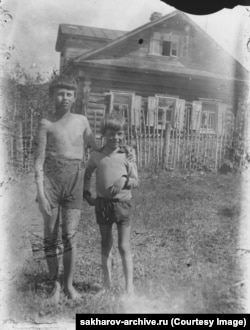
[34,75,98,302]
[83,113,139,295]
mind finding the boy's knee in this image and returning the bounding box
[101,239,113,256]
[44,237,60,256]
[62,232,77,250]
[118,242,130,255]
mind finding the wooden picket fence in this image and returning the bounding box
[87,100,233,172]
[1,91,236,174]
[126,126,230,171]
[2,79,247,176]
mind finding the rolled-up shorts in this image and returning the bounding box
[95,197,133,227]
[44,156,84,210]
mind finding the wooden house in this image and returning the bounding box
[55,10,249,169]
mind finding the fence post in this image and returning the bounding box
[162,123,171,169]
[14,117,24,171]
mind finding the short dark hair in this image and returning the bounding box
[49,75,77,95]
[100,112,127,135]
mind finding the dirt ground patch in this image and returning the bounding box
[0,169,248,327]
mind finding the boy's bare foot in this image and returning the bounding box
[47,281,61,304]
[64,285,82,300]
[95,285,110,296]
[126,286,135,297]
[103,283,111,292]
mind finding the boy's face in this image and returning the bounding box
[53,88,75,113]
[104,128,124,149]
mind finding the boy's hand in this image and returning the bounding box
[110,176,127,195]
[123,145,136,163]
[38,196,52,216]
[83,191,96,206]
[85,196,96,206]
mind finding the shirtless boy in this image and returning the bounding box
[34,75,97,301]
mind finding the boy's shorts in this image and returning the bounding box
[44,156,84,210]
[95,197,133,227]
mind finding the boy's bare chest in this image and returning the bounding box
[48,119,83,145]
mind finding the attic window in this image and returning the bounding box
[150,32,179,57]
[162,41,171,56]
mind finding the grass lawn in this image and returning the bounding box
[2,169,247,325]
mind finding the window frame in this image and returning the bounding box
[199,100,220,133]
[109,90,135,126]
[149,32,179,58]
[155,95,177,128]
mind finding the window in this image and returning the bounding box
[162,41,171,56]
[162,41,178,57]
[192,100,231,134]
[200,102,218,131]
[148,96,185,129]
[110,92,133,124]
[150,32,179,57]
[201,112,216,130]
[113,104,129,122]
[157,97,176,127]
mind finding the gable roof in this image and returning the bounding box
[73,10,179,62]
[62,10,249,82]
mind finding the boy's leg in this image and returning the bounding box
[61,207,81,299]
[43,207,61,301]
[99,224,113,290]
[117,224,134,295]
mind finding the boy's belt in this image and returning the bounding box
[96,197,120,203]
[44,156,85,170]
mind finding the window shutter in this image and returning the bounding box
[180,35,190,58]
[171,42,178,56]
[149,32,161,55]
[147,97,158,126]
[105,93,114,114]
[171,99,177,127]
[131,95,142,126]
[225,105,234,127]
[171,35,179,54]
[152,40,161,55]
[173,99,185,129]
[217,103,226,135]
[191,101,202,130]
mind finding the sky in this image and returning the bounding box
[1,0,250,80]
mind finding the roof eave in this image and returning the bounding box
[67,60,249,84]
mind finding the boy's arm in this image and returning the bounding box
[124,159,139,189]
[34,119,51,215]
[83,154,97,205]
[83,116,98,151]
[110,155,139,195]
[34,119,47,196]
[121,145,136,163]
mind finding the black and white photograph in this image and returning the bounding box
[1,0,250,328]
